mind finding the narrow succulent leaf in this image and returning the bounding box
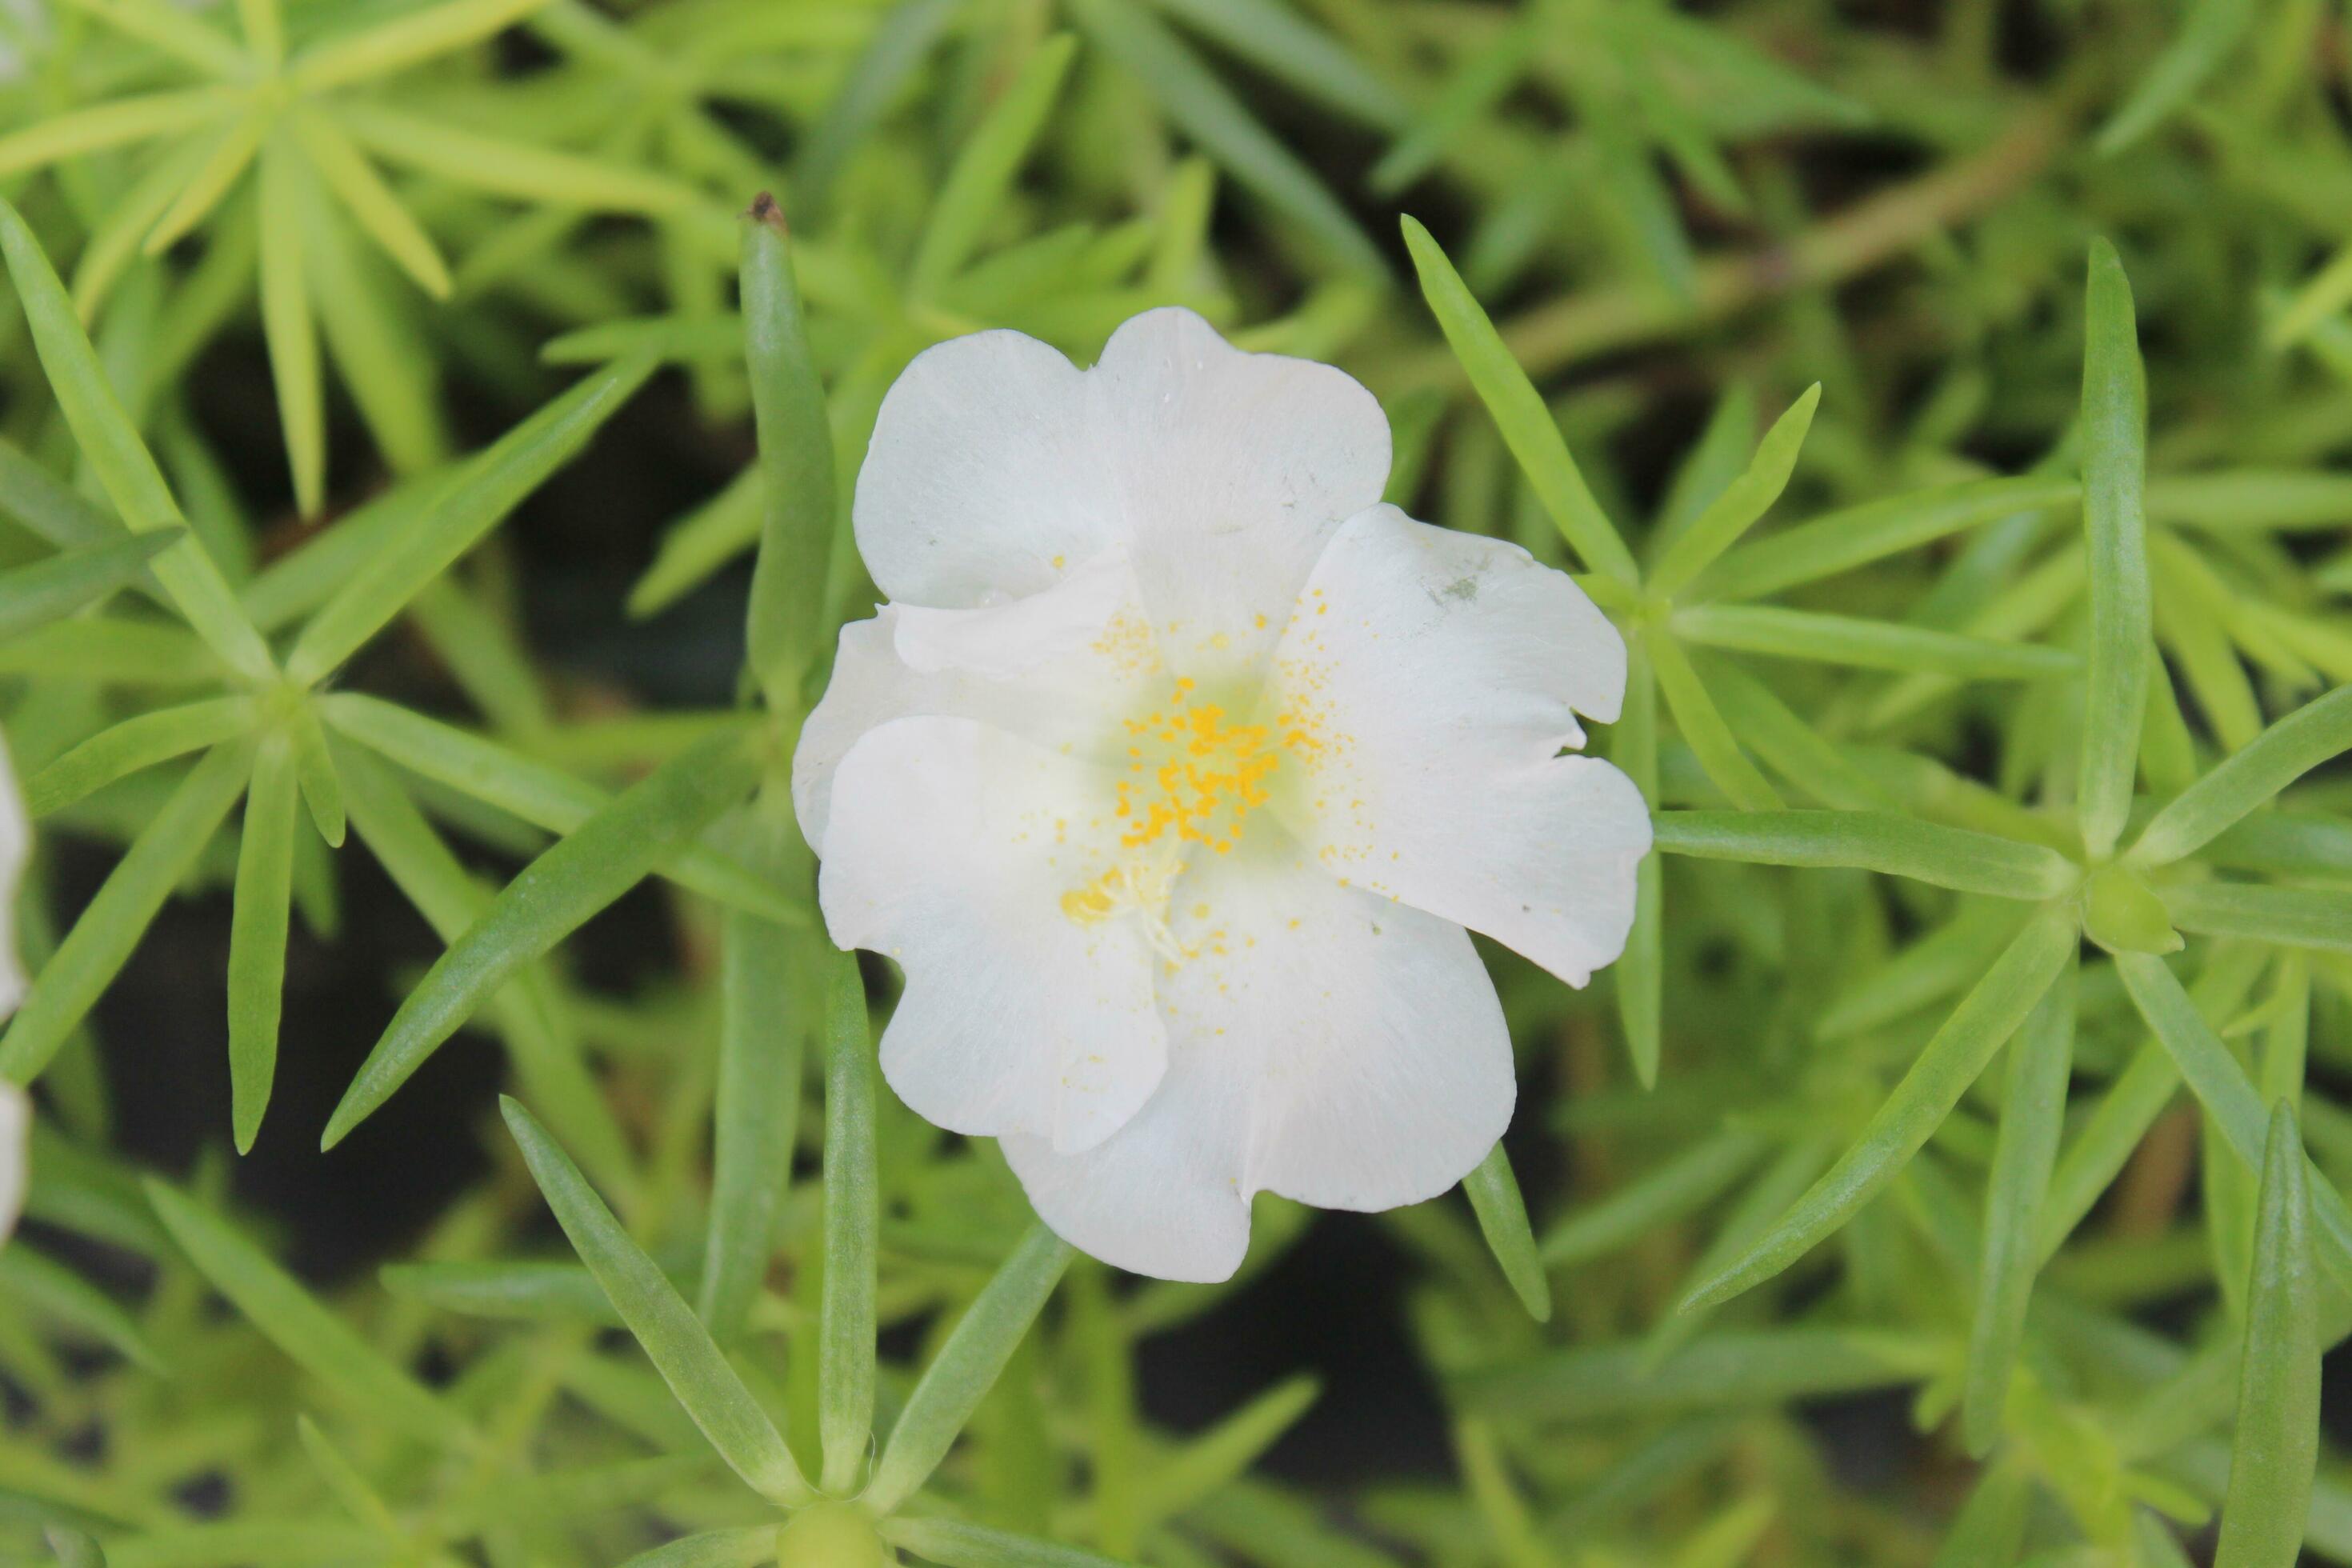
[2213,1104,2319,1568]
[0,436,122,551]
[866,1224,1074,1514]
[257,138,326,517]
[1542,1129,1765,1266]
[1401,216,1636,581]
[1929,1465,2032,1568]
[0,1247,163,1371]
[141,113,264,256]
[287,354,658,685]
[1702,658,1899,811]
[1650,810,2076,899]
[2163,882,2352,954]
[908,36,1079,297]
[882,1517,1134,1568]
[696,908,805,1343]
[2076,238,2153,858]
[1682,909,2075,1310]
[62,0,249,72]
[0,89,237,178]
[289,0,554,91]
[614,1527,782,1568]
[1961,962,2074,1456]
[1462,1142,1550,1321]
[285,704,346,850]
[0,742,252,1082]
[323,727,760,1146]
[226,735,298,1154]
[500,1098,812,1506]
[1370,20,1534,194]
[335,102,706,215]
[742,201,837,711]
[2130,686,2352,866]
[818,950,879,1494]
[1150,0,1406,130]
[2098,0,2260,154]
[0,197,274,679]
[1647,385,1820,597]
[1648,633,1782,809]
[630,468,762,618]
[286,107,451,298]
[1694,475,2081,602]
[790,0,961,214]
[0,531,178,644]
[1670,603,2078,679]
[1614,641,1662,1081]
[381,1260,620,1326]
[1452,1327,1941,1421]
[1134,1377,1319,1530]
[331,740,638,1199]
[1070,0,1385,279]
[143,1179,477,1449]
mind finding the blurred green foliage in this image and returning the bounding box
[1,0,2351,1562]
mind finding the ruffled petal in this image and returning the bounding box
[1002,847,1514,1282]
[1088,309,1391,682]
[819,717,1166,1154]
[854,329,1114,609]
[793,552,1163,852]
[1265,505,1649,987]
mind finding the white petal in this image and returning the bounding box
[1088,309,1391,681]
[854,330,1114,608]
[820,717,1166,1154]
[1265,505,1650,987]
[792,552,1162,852]
[1002,847,1514,1282]
[0,1082,24,1246]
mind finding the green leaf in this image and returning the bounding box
[294,1418,395,1534]
[1669,603,2078,679]
[0,89,238,178]
[286,353,658,686]
[1134,1375,1319,1530]
[1646,384,1820,597]
[318,693,799,923]
[882,1517,1134,1568]
[324,726,761,1146]
[1648,632,1781,810]
[1682,909,2076,1310]
[2130,686,2352,866]
[1401,216,1637,582]
[334,740,638,1203]
[141,112,263,256]
[866,1224,1074,1514]
[791,0,961,214]
[1541,1128,1765,1266]
[1694,475,2081,602]
[226,734,297,1154]
[1929,1465,2032,1568]
[286,105,450,299]
[1452,1327,1939,1422]
[1371,20,1535,194]
[1071,0,1385,280]
[334,102,704,216]
[2163,882,2352,954]
[23,698,255,818]
[1961,962,2074,1456]
[2082,864,2182,955]
[143,1178,478,1450]
[1650,810,2077,899]
[2213,1104,2319,1568]
[0,195,274,681]
[1703,657,1900,811]
[1149,0,1406,130]
[0,531,178,642]
[285,704,346,850]
[614,1527,780,1568]
[741,202,837,712]
[818,949,879,1495]
[696,907,806,1344]
[1614,641,1662,1082]
[2097,0,2260,154]
[2076,238,2153,859]
[46,1526,106,1568]
[0,436,122,551]
[0,742,253,1082]
[287,0,553,92]
[500,1096,813,1507]
[907,36,1079,297]
[628,468,762,618]
[1462,1142,1550,1321]
[380,1260,621,1326]
[256,138,325,518]
[0,1246,164,1371]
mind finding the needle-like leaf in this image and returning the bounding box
[2076,238,2153,858]
[226,734,298,1153]
[2213,1103,2319,1568]
[818,949,878,1494]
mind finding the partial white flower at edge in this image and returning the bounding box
[794,308,1651,1282]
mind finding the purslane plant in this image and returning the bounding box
[1,2,2351,1564]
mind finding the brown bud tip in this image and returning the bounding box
[747,191,787,234]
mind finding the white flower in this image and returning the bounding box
[794,309,1650,1282]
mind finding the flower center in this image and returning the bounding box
[1057,678,1325,952]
